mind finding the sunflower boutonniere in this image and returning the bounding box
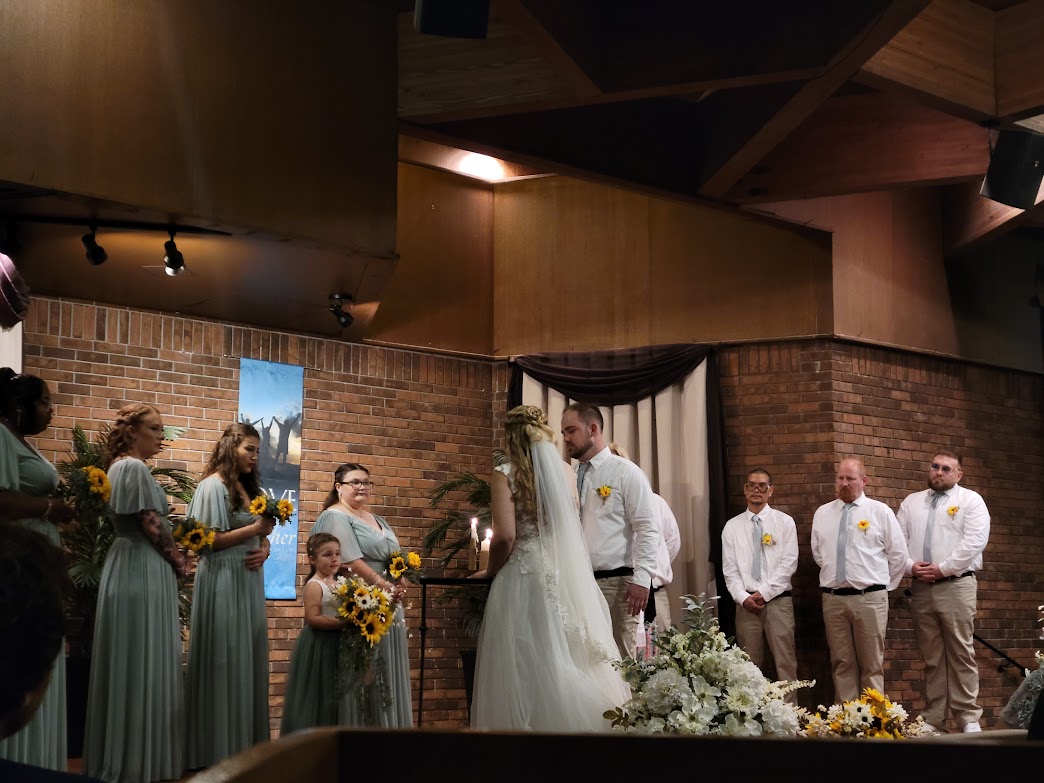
[596,485,612,503]
[857,519,871,534]
[761,533,774,546]
[946,506,959,518]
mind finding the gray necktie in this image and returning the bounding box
[923,491,943,563]
[576,462,589,510]
[751,515,763,580]
[835,502,855,585]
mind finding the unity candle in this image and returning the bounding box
[478,528,492,572]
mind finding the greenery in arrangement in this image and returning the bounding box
[605,594,934,739]
[58,424,198,654]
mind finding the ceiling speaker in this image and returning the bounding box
[413,0,489,39]
[980,129,1044,210]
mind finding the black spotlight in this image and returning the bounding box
[81,226,107,266]
[329,293,353,328]
[980,128,1044,209]
[163,232,185,276]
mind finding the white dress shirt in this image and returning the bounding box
[650,494,681,589]
[721,505,798,603]
[811,493,909,591]
[897,484,990,576]
[577,446,660,588]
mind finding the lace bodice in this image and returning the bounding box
[495,463,539,543]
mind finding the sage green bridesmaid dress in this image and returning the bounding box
[0,425,67,770]
[184,476,269,769]
[83,457,184,783]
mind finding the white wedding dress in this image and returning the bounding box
[470,440,631,732]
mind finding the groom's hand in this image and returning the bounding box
[626,582,650,616]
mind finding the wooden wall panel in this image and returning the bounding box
[0,0,397,256]
[368,164,494,355]
[491,176,832,355]
[755,191,961,357]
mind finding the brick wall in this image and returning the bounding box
[720,339,1044,728]
[22,297,500,733]
[22,299,1044,735]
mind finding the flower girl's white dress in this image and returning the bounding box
[471,445,630,731]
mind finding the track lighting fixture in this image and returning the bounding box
[163,231,185,276]
[81,225,107,265]
[329,293,354,328]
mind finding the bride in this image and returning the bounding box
[470,405,630,731]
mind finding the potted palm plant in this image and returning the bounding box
[423,453,504,713]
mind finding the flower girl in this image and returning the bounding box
[280,533,344,734]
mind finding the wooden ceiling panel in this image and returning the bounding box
[858,0,996,119]
[726,92,990,203]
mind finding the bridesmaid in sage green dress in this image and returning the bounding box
[185,423,274,770]
[313,462,413,728]
[0,369,76,770]
[83,403,188,783]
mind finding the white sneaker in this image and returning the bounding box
[962,721,982,733]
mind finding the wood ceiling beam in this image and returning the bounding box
[495,0,602,100]
[942,178,1044,257]
[697,0,932,199]
[996,1,1044,121]
[856,0,995,122]
[722,91,987,204]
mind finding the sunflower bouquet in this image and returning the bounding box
[248,493,294,525]
[172,517,216,555]
[385,549,423,582]
[333,574,400,723]
[62,465,113,507]
[800,688,937,738]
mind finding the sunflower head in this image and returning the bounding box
[389,556,406,579]
[406,551,422,568]
[249,496,268,516]
[276,499,294,520]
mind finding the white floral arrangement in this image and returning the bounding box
[604,594,814,736]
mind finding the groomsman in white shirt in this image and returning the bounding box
[897,451,990,734]
[562,403,659,658]
[721,468,798,697]
[609,443,680,632]
[811,457,909,703]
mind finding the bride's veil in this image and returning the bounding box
[529,437,620,666]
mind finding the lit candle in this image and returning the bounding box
[468,518,478,570]
[478,528,492,572]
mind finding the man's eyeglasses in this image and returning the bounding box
[744,482,771,492]
[930,464,957,474]
[341,480,375,488]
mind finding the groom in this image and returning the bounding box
[562,403,660,658]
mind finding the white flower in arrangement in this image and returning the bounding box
[604,594,815,737]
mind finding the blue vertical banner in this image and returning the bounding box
[238,358,304,600]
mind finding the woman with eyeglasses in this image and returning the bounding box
[312,463,413,727]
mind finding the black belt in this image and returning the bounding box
[932,571,975,584]
[772,590,793,600]
[651,585,663,593]
[594,566,634,580]
[823,584,886,596]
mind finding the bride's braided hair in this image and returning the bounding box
[504,405,556,521]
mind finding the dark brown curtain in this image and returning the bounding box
[508,344,733,635]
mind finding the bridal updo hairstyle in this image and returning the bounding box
[104,403,162,468]
[503,405,556,522]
